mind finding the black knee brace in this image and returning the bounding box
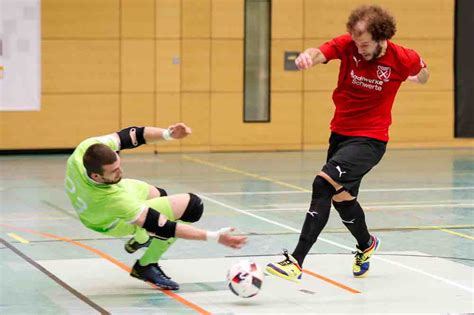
[312,175,337,200]
[180,193,204,223]
[142,207,177,239]
[116,126,146,150]
[155,186,168,197]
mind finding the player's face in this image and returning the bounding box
[352,31,382,61]
[100,154,122,184]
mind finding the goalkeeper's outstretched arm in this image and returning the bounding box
[112,123,192,150]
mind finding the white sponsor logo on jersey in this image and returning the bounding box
[350,70,384,91]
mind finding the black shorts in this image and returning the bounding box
[321,132,387,196]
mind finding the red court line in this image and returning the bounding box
[0,223,211,315]
[302,269,361,294]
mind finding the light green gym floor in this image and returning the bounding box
[1,147,473,314]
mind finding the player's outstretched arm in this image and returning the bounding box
[110,123,192,150]
[132,207,247,249]
[175,225,247,249]
[144,123,192,143]
[295,48,327,70]
[407,67,430,84]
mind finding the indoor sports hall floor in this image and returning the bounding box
[0,147,473,314]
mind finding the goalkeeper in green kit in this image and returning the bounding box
[65,123,247,290]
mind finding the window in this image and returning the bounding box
[244,0,270,122]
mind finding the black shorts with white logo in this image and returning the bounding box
[321,132,387,197]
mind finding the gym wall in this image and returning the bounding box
[0,0,455,151]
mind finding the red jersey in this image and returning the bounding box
[318,33,426,141]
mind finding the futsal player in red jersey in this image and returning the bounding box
[266,5,429,281]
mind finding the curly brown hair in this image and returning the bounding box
[346,5,396,41]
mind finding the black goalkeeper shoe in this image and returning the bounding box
[130,260,180,290]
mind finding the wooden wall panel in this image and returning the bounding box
[120,93,155,153]
[271,40,303,91]
[211,0,244,38]
[155,0,181,38]
[121,0,154,38]
[272,0,303,39]
[391,91,453,141]
[155,93,181,151]
[0,94,119,149]
[121,40,154,92]
[210,93,241,145]
[42,0,119,38]
[303,38,340,91]
[303,92,335,145]
[1,0,456,151]
[181,93,210,149]
[121,93,154,127]
[156,40,181,92]
[211,92,302,148]
[384,0,453,40]
[211,40,243,91]
[304,0,358,38]
[182,0,211,38]
[156,93,181,125]
[181,40,211,91]
[396,39,453,92]
[43,40,119,93]
[271,92,303,146]
[304,0,453,40]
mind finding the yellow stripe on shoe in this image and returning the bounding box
[353,235,380,278]
[265,250,302,283]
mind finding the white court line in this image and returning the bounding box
[366,203,474,209]
[203,190,301,195]
[244,203,474,212]
[201,186,474,195]
[200,194,474,294]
